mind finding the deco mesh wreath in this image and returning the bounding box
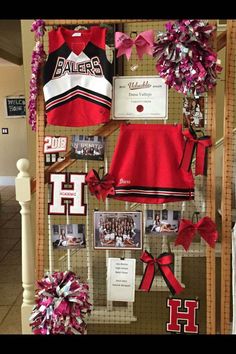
[28,19,46,131]
[29,271,92,334]
[153,19,222,97]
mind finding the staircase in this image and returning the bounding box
[215,128,236,220]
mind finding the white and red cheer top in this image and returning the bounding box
[43,26,113,127]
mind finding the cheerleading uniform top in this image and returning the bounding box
[43,26,113,127]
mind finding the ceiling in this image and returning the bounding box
[0,20,227,67]
[0,20,23,65]
[0,56,18,66]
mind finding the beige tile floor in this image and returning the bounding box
[0,185,22,334]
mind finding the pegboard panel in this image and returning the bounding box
[34,19,221,334]
[221,20,236,334]
[205,20,217,334]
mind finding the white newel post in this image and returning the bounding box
[15,158,35,334]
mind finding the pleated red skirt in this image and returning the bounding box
[109,123,194,204]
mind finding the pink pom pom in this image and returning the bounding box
[29,271,92,334]
[153,19,222,97]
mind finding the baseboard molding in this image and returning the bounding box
[0,176,15,185]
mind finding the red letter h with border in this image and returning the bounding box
[166,298,199,334]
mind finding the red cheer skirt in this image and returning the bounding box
[108,123,194,204]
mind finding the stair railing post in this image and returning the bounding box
[15,158,35,334]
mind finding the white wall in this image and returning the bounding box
[0,64,27,184]
[215,130,236,177]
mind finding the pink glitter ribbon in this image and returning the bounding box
[115,30,154,60]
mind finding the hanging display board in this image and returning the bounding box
[30,18,235,335]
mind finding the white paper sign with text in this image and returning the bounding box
[107,258,136,302]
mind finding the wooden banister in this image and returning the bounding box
[217,31,226,52]
[15,158,35,334]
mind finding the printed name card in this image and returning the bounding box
[107,258,136,302]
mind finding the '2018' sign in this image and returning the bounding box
[44,136,68,153]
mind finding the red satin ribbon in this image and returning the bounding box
[139,250,184,295]
[175,216,218,251]
[85,169,115,201]
[180,129,212,176]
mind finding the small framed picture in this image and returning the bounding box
[45,153,59,166]
[71,135,105,161]
[145,209,181,234]
[94,211,142,250]
[51,224,86,249]
[5,96,26,118]
[183,96,204,129]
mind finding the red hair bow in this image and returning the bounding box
[175,216,218,251]
[85,169,115,201]
[139,250,184,295]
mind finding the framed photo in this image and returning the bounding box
[51,224,86,249]
[71,135,105,161]
[145,209,181,234]
[183,96,204,129]
[112,76,168,119]
[94,211,142,250]
[45,153,59,166]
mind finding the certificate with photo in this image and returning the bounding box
[112,76,168,119]
[71,135,105,161]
